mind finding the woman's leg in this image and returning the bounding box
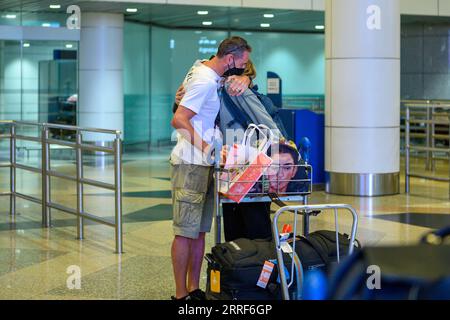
[238,202,272,240]
[222,203,246,242]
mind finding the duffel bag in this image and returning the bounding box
[285,230,361,272]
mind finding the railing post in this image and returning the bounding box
[76,131,84,240]
[302,195,310,236]
[426,105,432,170]
[41,127,51,228]
[405,105,410,194]
[10,124,16,217]
[431,105,436,171]
[114,134,123,254]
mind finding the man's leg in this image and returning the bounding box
[187,232,205,292]
[171,235,191,299]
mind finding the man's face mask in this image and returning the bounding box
[223,56,245,77]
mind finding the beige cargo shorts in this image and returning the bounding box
[170,163,214,239]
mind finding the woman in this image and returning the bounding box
[220,60,273,241]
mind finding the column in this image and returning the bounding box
[325,0,400,196]
[79,13,124,141]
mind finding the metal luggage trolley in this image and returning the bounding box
[272,204,359,300]
[213,160,314,245]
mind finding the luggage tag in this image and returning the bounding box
[281,241,293,254]
[210,270,221,293]
[256,261,275,289]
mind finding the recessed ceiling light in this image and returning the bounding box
[315,25,325,30]
[197,10,208,15]
[195,31,202,34]
[245,32,253,35]
[5,14,16,19]
[126,8,138,13]
[65,44,73,49]
[260,23,270,28]
[263,14,274,18]
[23,43,30,48]
[42,23,51,27]
[202,21,212,26]
[49,4,61,9]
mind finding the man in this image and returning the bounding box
[170,36,251,300]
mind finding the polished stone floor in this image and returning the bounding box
[0,147,449,299]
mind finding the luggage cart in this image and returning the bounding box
[213,161,313,245]
[272,204,359,300]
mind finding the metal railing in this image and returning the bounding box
[0,120,123,253]
[403,100,450,198]
[401,99,450,169]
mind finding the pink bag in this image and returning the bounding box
[219,125,274,203]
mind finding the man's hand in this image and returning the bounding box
[220,145,229,165]
[226,75,251,96]
[175,84,185,105]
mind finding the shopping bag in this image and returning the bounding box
[219,124,274,203]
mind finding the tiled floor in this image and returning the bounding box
[0,148,449,299]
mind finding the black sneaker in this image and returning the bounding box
[189,289,206,300]
[171,294,192,301]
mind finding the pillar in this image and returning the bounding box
[325,0,400,196]
[79,13,124,141]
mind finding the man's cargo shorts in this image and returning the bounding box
[170,163,214,239]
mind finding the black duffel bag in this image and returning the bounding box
[284,230,361,273]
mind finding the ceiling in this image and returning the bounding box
[0,1,449,32]
[0,0,325,33]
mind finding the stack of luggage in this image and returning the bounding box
[205,231,360,300]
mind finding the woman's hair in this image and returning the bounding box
[244,59,256,78]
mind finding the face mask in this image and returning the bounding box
[223,57,245,77]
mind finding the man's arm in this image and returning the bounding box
[171,105,210,153]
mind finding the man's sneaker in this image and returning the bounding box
[189,289,206,300]
[171,294,192,301]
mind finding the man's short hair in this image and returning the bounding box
[217,36,252,58]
